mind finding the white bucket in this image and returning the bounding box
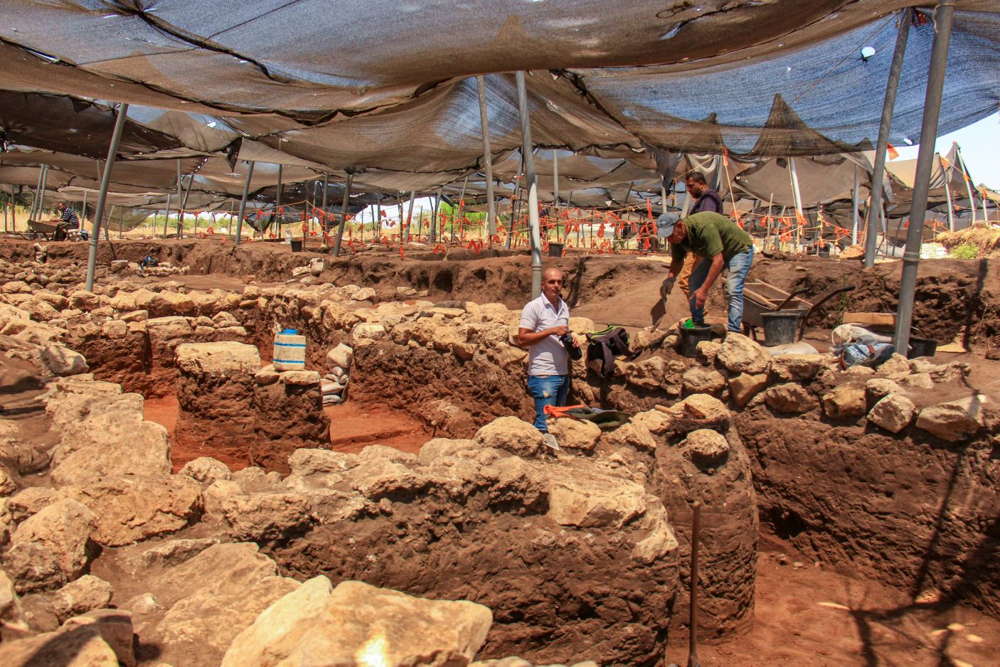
[273,329,306,371]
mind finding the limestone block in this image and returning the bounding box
[868,394,916,433]
[417,438,479,464]
[146,316,193,342]
[176,341,260,377]
[865,378,901,403]
[352,287,376,301]
[64,475,202,546]
[728,372,769,408]
[716,333,770,374]
[279,370,322,386]
[351,322,386,341]
[0,624,120,666]
[326,342,354,370]
[221,578,492,667]
[180,457,232,485]
[4,498,96,593]
[681,429,730,470]
[630,409,672,435]
[665,393,731,434]
[821,384,867,419]
[696,340,721,365]
[221,493,315,542]
[548,419,601,453]
[548,472,647,529]
[682,366,726,396]
[770,354,828,382]
[475,416,547,458]
[600,421,658,452]
[764,383,818,414]
[915,396,987,442]
[39,345,89,376]
[899,372,935,390]
[51,575,113,622]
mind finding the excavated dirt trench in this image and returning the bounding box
[40,239,999,660]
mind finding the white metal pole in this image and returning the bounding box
[85,102,129,291]
[516,71,542,296]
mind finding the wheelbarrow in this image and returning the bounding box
[743,281,854,344]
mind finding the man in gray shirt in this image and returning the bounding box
[518,267,576,443]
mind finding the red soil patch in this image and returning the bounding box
[325,402,432,455]
[144,395,431,471]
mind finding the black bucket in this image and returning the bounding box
[290,239,303,252]
[548,242,564,258]
[907,337,938,359]
[678,324,713,357]
[761,310,804,346]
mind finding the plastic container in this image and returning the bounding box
[290,239,303,252]
[548,242,564,258]
[907,337,938,359]
[761,310,804,346]
[678,324,713,357]
[273,329,306,371]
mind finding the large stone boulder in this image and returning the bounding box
[763,383,818,414]
[868,394,916,433]
[547,419,601,453]
[716,333,770,374]
[175,341,260,377]
[821,384,867,419]
[221,578,493,667]
[64,475,202,546]
[682,366,726,396]
[474,417,547,458]
[548,471,649,529]
[915,396,988,442]
[728,372,768,408]
[4,499,96,593]
[662,394,731,434]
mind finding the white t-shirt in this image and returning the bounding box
[519,293,570,376]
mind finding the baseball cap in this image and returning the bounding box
[656,212,681,238]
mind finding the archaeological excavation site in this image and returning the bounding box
[1,2,999,665]
[0,237,997,666]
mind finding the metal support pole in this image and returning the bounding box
[274,163,283,237]
[894,1,955,355]
[430,191,440,243]
[162,193,171,238]
[956,147,977,224]
[333,172,353,257]
[177,173,194,238]
[320,174,329,236]
[865,8,912,267]
[234,161,255,245]
[516,70,543,296]
[789,157,805,252]
[85,102,129,291]
[851,163,861,245]
[405,190,416,241]
[941,155,955,231]
[476,76,498,239]
[454,175,469,242]
[552,149,560,241]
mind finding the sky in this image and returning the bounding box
[892,112,999,190]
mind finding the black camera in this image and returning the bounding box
[560,332,582,360]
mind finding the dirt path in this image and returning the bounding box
[691,535,999,666]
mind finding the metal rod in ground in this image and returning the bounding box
[865,8,912,267]
[234,161,255,245]
[85,102,129,291]
[894,0,955,354]
[515,70,542,296]
[273,163,283,237]
[172,159,182,234]
[941,155,955,231]
[455,175,469,242]
[687,501,702,667]
[476,75,498,240]
[333,172,353,257]
[29,165,43,221]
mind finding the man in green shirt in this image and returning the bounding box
[657,211,755,333]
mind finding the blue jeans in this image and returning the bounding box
[527,375,570,432]
[689,246,755,333]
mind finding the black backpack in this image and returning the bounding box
[586,326,630,378]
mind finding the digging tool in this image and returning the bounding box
[651,275,675,329]
[687,501,702,667]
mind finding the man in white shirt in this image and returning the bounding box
[518,267,576,443]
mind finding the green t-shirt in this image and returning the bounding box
[670,211,752,263]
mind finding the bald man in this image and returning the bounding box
[518,267,576,446]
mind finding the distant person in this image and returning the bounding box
[659,211,755,334]
[517,267,577,448]
[49,202,86,240]
[669,171,725,298]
